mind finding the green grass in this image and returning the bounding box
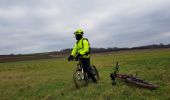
[0,49,170,100]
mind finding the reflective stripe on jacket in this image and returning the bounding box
[71,38,90,58]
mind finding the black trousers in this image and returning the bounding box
[79,58,97,82]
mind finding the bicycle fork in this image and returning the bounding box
[81,68,84,80]
[77,68,85,80]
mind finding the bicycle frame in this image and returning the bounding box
[110,61,141,82]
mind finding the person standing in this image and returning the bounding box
[68,29,97,83]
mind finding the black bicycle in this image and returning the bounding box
[73,59,99,88]
[110,62,158,90]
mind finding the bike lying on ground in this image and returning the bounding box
[72,59,99,88]
[110,62,158,90]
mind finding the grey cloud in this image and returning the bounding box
[89,1,170,47]
[0,0,170,54]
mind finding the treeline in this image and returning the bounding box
[131,43,170,49]
[56,43,170,54]
[0,43,170,57]
[0,43,169,63]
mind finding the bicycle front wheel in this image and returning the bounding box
[73,69,88,88]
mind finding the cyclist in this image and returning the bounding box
[68,29,97,83]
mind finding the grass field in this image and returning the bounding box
[0,49,170,100]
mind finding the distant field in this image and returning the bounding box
[0,49,170,100]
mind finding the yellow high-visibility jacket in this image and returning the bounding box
[71,38,90,58]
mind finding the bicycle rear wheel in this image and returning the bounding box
[91,65,99,81]
[73,69,88,88]
[126,77,158,90]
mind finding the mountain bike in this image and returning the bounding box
[73,59,99,88]
[110,62,158,90]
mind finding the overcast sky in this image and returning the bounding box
[0,0,170,54]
